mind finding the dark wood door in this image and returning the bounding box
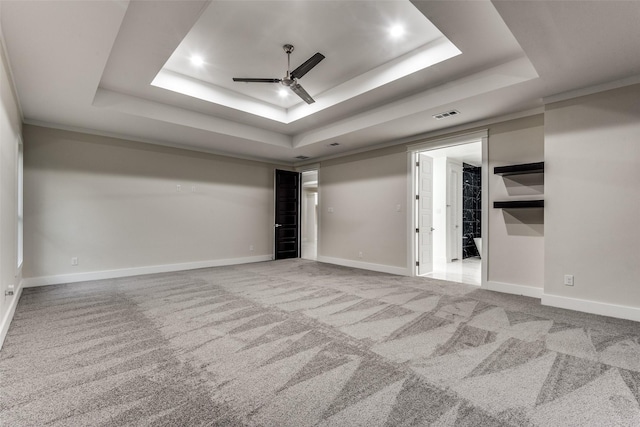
[274,170,300,260]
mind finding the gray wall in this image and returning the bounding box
[319,147,408,269]
[23,125,279,280]
[317,115,545,290]
[545,84,640,309]
[488,115,545,289]
[13,78,640,323]
[0,30,23,343]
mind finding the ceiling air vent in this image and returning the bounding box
[329,142,340,146]
[295,155,310,160]
[432,110,460,120]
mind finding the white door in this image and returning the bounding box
[446,162,463,261]
[418,154,434,275]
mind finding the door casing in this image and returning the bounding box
[274,169,301,260]
[407,130,488,287]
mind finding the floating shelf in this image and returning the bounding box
[494,162,544,176]
[493,200,544,209]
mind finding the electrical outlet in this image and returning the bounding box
[249,245,254,251]
[396,204,401,212]
[177,184,181,192]
[358,251,363,258]
[328,207,334,213]
[71,257,78,266]
[191,185,196,193]
[564,275,574,286]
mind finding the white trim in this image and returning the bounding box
[542,293,640,323]
[486,280,543,299]
[300,109,541,166]
[21,255,272,288]
[0,282,23,350]
[480,134,489,289]
[295,163,320,173]
[0,21,25,120]
[543,73,640,105]
[407,131,488,282]
[407,151,417,275]
[23,120,292,168]
[317,256,410,276]
[407,129,488,152]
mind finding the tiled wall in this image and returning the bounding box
[463,163,481,258]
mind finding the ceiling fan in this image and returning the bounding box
[233,44,325,104]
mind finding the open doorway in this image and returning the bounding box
[301,170,318,260]
[415,141,483,285]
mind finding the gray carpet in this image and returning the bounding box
[2,259,640,426]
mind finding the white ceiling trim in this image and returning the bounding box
[23,118,292,167]
[93,88,291,148]
[95,55,537,152]
[292,55,538,148]
[151,69,287,123]
[151,37,460,124]
[407,129,487,152]
[542,73,640,105]
[285,37,461,123]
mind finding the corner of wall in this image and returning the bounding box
[0,279,23,350]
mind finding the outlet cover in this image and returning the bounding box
[564,275,574,286]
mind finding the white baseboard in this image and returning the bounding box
[542,293,640,323]
[485,280,543,299]
[1,282,23,350]
[21,255,273,288]
[316,256,410,276]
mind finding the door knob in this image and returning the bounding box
[274,224,282,228]
[430,227,435,232]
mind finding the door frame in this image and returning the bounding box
[273,169,301,260]
[406,130,489,288]
[296,164,321,260]
[299,167,320,260]
[271,164,320,260]
[446,160,463,262]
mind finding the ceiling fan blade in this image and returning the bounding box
[290,53,325,80]
[232,78,281,83]
[290,83,315,104]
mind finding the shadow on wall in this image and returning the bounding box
[504,174,544,196]
[502,208,544,237]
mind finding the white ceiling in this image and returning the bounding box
[160,1,450,111]
[2,1,639,164]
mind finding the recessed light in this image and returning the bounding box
[278,89,288,97]
[190,55,204,67]
[389,24,405,38]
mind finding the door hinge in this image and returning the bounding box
[415,195,419,200]
[416,161,420,167]
[415,228,419,233]
[416,261,420,267]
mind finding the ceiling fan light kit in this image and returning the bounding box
[233,44,325,104]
